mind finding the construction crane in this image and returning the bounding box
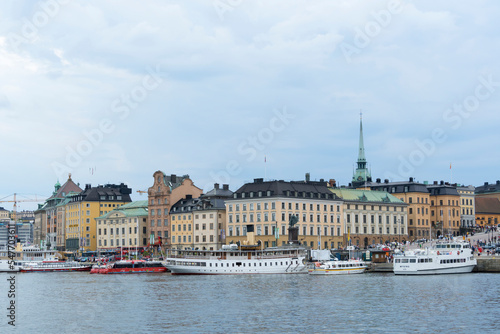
[137,190,148,195]
[0,193,45,222]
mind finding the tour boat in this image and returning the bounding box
[164,244,307,275]
[20,261,92,272]
[393,239,477,275]
[90,260,167,274]
[308,258,367,275]
[0,245,61,272]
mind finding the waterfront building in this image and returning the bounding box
[0,207,9,222]
[16,210,35,222]
[65,183,132,252]
[170,196,196,249]
[475,181,500,201]
[351,114,371,189]
[457,185,475,231]
[368,178,430,241]
[192,184,232,250]
[330,188,408,247]
[147,171,203,250]
[36,175,82,250]
[475,197,500,227]
[427,181,461,237]
[225,177,344,250]
[96,200,148,252]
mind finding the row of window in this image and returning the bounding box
[346,204,405,212]
[98,226,147,235]
[350,226,404,235]
[228,202,341,213]
[347,214,404,225]
[228,213,341,224]
[98,238,146,247]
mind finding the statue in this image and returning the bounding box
[288,215,299,244]
[289,215,298,227]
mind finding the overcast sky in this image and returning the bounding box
[1,0,500,211]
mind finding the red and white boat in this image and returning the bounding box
[20,261,92,272]
[90,260,167,274]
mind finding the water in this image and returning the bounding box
[1,272,500,333]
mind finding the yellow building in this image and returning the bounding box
[428,183,461,237]
[457,185,475,231]
[170,196,195,249]
[65,183,132,252]
[475,197,500,227]
[225,178,344,250]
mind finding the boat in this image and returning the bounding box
[165,244,307,275]
[393,239,477,275]
[90,260,167,274]
[0,244,61,272]
[19,261,92,272]
[308,258,367,275]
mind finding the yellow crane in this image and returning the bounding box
[137,190,148,195]
[0,193,45,222]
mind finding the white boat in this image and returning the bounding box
[20,261,92,272]
[393,239,477,275]
[308,258,367,275]
[0,245,61,272]
[165,244,307,275]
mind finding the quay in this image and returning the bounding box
[368,256,500,273]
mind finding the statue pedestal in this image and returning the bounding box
[288,227,299,244]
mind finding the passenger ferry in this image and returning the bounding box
[90,260,167,274]
[0,245,61,272]
[165,243,307,275]
[393,239,477,275]
[308,258,367,275]
[20,261,92,272]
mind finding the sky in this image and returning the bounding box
[1,0,500,211]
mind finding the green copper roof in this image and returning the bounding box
[96,200,148,219]
[329,188,405,204]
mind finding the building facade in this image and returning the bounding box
[428,182,461,237]
[225,178,344,250]
[65,183,132,252]
[369,178,430,241]
[457,185,475,231]
[96,201,149,252]
[475,197,500,227]
[36,175,82,250]
[330,188,408,247]
[147,172,203,249]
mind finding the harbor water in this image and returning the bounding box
[1,272,500,333]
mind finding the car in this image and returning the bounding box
[495,247,500,254]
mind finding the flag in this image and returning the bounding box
[274,225,279,239]
[450,163,452,169]
[264,156,266,163]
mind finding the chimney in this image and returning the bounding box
[171,174,177,183]
[254,178,264,183]
[384,179,389,184]
[434,181,438,185]
[320,178,325,183]
[85,184,91,190]
[376,178,381,183]
[305,173,310,182]
[214,183,219,190]
[367,177,372,182]
[440,180,444,185]
[329,179,336,188]
[409,177,414,182]
[223,184,229,190]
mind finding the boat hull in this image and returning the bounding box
[308,268,366,275]
[20,265,92,272]
[394,264,476,275]
[90,267,167,274]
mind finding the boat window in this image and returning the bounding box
[410,259,416,263]
[401,259,408,263]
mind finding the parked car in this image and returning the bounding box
[495,247,500,254]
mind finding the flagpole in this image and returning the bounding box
[264,155,267,181]
[450,162,453,184]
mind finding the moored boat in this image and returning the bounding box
[308,258,367,275]
[20,261,92,272]
[393,239,477,275]
[90,260,167,274]
[165,244,307,275]
[0,244,61,272]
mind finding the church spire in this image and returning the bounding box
[352,111,371,186]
